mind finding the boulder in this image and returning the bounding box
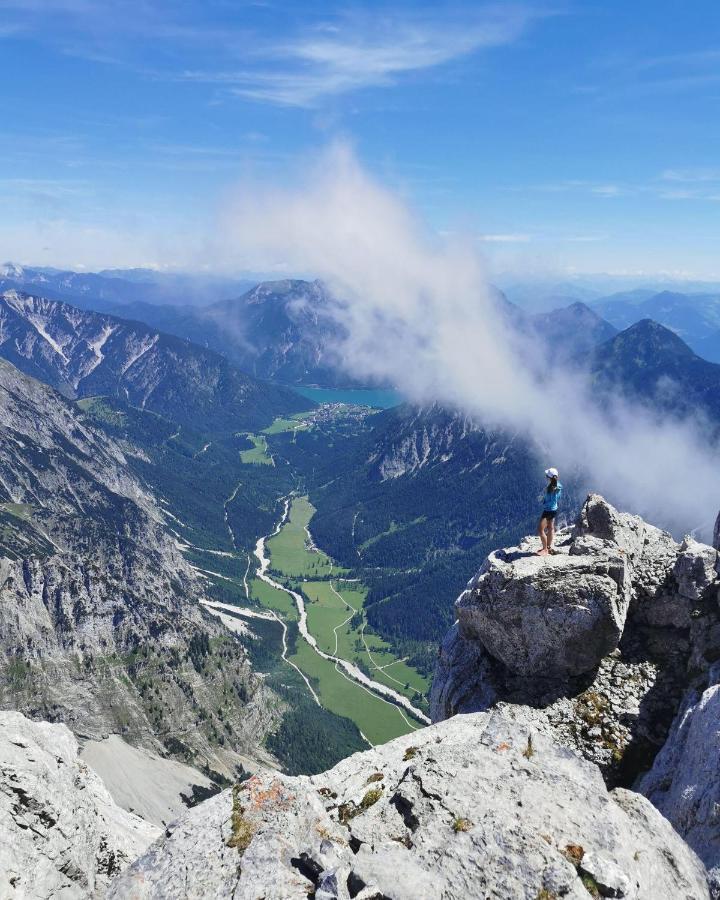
[0,711,159,899]
[674,538,719,602]
[457,534,631,678]
[109,708,710,900]
[639,678,720,898]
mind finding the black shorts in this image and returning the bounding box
[541,510,557,521]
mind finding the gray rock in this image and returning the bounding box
[714,510,719,552]
[429,622,497,719]
[0,710,159,899]
[574,492,656,563]
[109,708,710,900]
[457,534,631,677]
[433,495,720,785]
[639,680,720,896]
[579,849,632,897]
[674,538,719,601]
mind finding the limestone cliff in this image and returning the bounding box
[0,711,159,898]
[0,357,281,778]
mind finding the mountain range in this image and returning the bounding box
[268,316,720,673]
[110,279,356,386]
[592,289,720,363]
[589,318,720,422]
[0,262,255,310]
[0,289,307,431]
[1,263,720,894]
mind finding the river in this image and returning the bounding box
[254,498,431,726]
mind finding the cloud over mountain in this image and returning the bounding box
[219,143,720,538]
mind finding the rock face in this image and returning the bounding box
[0,357,281,779]
[432,494,720,892]
[457,541,630,677]
[432,497,718,768]
[109,707,709,900]
[640,677,720,897]
[0,711,159,898]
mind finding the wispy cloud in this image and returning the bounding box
[518,175,720,203]
[581,43,720,99]
[661,167,720,183]
[478,233,532,242]
[0,1,547,106]
[178,6,545,106]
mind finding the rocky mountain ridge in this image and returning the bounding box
[109,705,710,900]
[0,356,281,781]
[0,711,159,898]
[99,279,356,387]
[0,289,306,431]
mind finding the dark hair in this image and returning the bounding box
[546,475,558,494]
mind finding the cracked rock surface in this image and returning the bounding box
[0,710,159,899]
[640,673,720,898]
[108,707,709,900]
[432,497,720,778]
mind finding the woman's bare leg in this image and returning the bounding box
[536,517,548,555]
[547,518,556,553]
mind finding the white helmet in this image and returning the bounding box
[545,467,559,479]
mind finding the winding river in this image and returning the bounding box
[254,498,431,726]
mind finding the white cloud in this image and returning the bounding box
[186,6,543,107]
[661,168,720,183]
[218,143,720,538]
[478,233,531,243]
[590,184,622,196]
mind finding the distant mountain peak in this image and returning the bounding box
[0,262,25,279]
[240,278,325,304]
[618,317,696,356]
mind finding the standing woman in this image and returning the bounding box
[537,467,562,556]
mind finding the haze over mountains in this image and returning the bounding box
[0,262,255,311]
[5,261,720,377]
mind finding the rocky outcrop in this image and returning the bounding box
[639,675,720,897]
[432,496,718,766]
[109,707,709,900]
[457,541,631,677]
[432,494,720,892]
[0,711,159,898]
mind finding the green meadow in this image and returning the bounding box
[264,496,429,713]
[266,496,338,577]
[239,434,273,465]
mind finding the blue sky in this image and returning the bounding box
[1,0,720,277]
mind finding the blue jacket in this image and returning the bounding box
[542,482,563,512]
